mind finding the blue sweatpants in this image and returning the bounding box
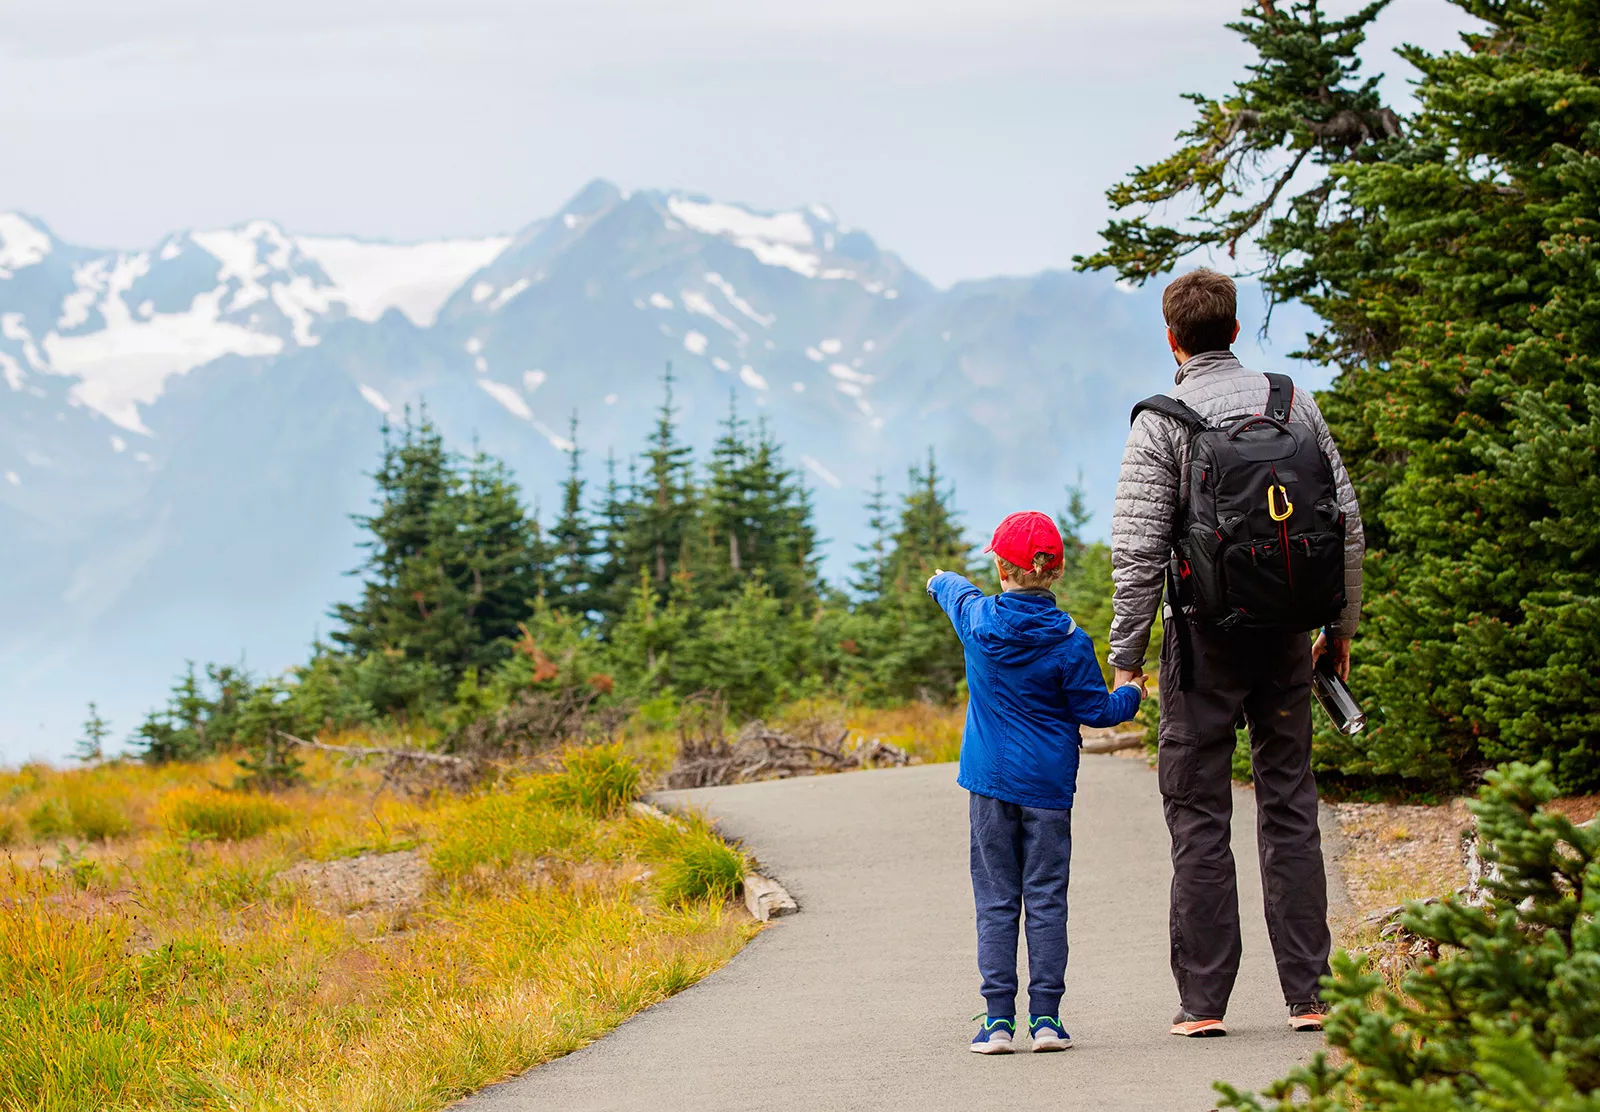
[969,791,1073,1019]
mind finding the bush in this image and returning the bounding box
[160,790,291,842]
[1217,761,1600,1110]
[546,745,641,818]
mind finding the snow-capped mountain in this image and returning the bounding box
[0,180,1317,760]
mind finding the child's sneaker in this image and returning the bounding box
[1288,1003,1328,1032]
[970,1015,1016,1054]
[1027,1015,1073,1052]
[1170,1010,1228,1037]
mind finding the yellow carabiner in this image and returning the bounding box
[1267,485,1294,523]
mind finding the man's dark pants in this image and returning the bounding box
[1157,623,1331,1018]
[970,793,1073,1019]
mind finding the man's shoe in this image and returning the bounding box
[970,1015,1016,1054]
[1289,1003,1328,1032]
[1170,1010,1228,1037]
[1028,1015,1073,1052]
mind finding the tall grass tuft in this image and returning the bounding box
[656,825,746,907]
[547,745,642,818]
[160,788,291,841]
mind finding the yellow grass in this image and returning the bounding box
[836,702,966,765]
[0,747,757,1111]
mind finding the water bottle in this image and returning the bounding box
[1312,655,1366,735]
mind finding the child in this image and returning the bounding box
[927,510,1145,1055]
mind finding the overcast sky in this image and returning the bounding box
[0,0,1477,286]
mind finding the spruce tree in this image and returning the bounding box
[452,448,542,668]
[704,392,755,594]
[75,703,110,764]
[332,411,455,661]
[330,412,542,703]
[740,418,819,607]
[547,413,599,617]
[632,366,697,597]
[588,449,637,627]
[851,472,893,609]
[1217,762,1600,1110]
[872,450,974,702]
[1075,0,1402,318]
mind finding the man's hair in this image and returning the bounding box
[996,553,1064,590]
[1162,269,1238,354]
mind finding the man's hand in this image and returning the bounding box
[1114,667,1145,696]
[1311,633,1352,682]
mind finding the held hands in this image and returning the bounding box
[1114,667,1148,700]
[1311,632,1352,682]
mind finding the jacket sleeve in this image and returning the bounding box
[927,572,982,639]
[1303,393,1364,638]
[1059,642,1143,728]
[1109,411,1181,671]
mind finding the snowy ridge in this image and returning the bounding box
[296,235,511,327]
[0,219,512,434]
[0,213,52,277]
[0,182,916,446]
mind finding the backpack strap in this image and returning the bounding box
[1131,393,1209,693]
[1130,394,1208,430]
[1264,373,1295,422]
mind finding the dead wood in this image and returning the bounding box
[667,717,909,789]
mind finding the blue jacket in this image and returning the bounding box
[929,572,1142,810]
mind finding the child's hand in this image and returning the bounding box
[926,568,946,590]
[1118,673,1149,700]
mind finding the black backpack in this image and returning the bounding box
[1131,374,1346,636]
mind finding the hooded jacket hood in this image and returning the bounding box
[970,592,1079,666]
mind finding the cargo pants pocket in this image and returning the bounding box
[1157,728,1201,808]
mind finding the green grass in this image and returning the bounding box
[160,787,292,841]
[657,830,746,907]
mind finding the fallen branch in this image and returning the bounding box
[667,719,909,789]
[1082,731,1145,755]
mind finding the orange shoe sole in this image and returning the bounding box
[1170,1018,1228,1037]
[1288,1013,1327,1032]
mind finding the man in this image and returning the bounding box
[1108,268,1363,1037]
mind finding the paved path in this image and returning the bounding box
[461,756,1349,1112]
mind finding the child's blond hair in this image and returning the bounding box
[996,552,1065,590]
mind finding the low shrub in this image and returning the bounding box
[1217,761,1600,1110]
[546,745,641,818]
[0,806,21,846]
[160,789,291,842]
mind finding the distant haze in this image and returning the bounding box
[1,0,1477,286]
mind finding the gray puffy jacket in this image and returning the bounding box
[1108,350,1364,671]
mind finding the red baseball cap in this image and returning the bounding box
[984,510,1065,571]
